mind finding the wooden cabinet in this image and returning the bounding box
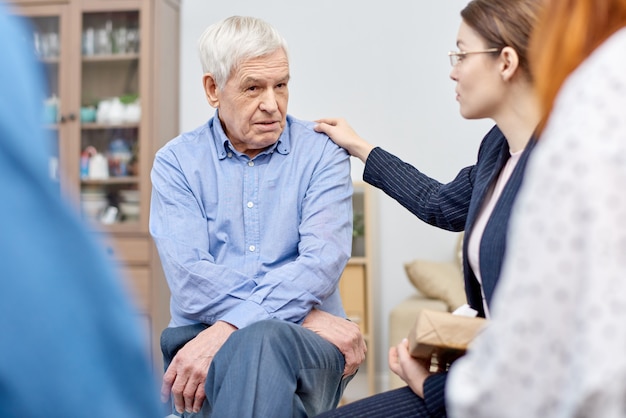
[8,0,179,372]
[340,182,377,400]
[339,265,367,333]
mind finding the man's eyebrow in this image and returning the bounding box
[241,74,291,85]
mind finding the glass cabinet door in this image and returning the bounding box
[79,10,141,227]
[16,9,65,187]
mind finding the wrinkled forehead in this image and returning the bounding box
[229,48,290,82]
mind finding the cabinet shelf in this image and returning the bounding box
[99,222,143,234]
[347,256,367,265]
[82,52,139,62]
[81,176,139,185]
[39,57,60,64]
[81,122,139,130]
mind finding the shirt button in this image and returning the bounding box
[249,245,256,252]
[247,202,254,208]
[227,152,233,158]
[248,161,254,167]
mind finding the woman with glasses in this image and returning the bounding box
[314,0,542,416]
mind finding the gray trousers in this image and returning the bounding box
[161,319,352,418]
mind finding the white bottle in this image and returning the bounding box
[88,152,109,179]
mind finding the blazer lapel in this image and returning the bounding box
[465,140,511,237]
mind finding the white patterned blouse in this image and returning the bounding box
[447,27,626,418]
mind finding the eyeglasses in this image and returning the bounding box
[448,48,500,66]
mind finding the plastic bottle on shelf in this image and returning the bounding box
[80,149,90,179]
[107,97,124,125]
[87,149,109,180]
[108,138,132,176]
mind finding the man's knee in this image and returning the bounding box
[223,319,297,354]
[240,319,296,337]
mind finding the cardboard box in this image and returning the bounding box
[408,309,486,366]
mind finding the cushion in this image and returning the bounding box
[404,259,466,311]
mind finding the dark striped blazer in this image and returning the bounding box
[364,124,536,416]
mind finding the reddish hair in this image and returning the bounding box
[530,0,626,133]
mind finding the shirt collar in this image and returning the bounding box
[211,110,291,160]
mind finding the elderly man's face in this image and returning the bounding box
[204,48,290,158]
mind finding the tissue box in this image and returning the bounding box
[408,309,486,366]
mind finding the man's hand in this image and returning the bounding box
[388,338,431,398]
[302,309,366,376]
[161,321,237,414]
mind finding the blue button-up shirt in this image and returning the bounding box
[150,113,353,329]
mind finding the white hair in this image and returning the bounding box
[197,16,289,89]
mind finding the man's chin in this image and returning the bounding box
[253,132,282,146]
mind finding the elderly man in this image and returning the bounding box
[150,16,366,418]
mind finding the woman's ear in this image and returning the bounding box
[499,46,520,81]
[202,73,220,108]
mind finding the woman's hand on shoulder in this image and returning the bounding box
[314,117,375,163]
